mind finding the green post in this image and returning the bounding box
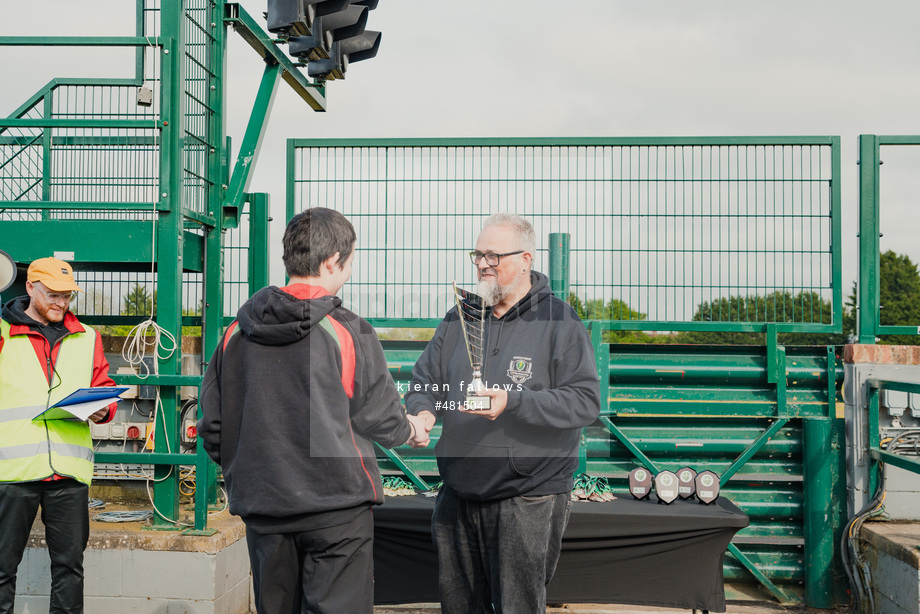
[802,417,835,608]
[41,94,52,213]
[150,0,185,529]
[197,217,224,524]
[196,0,227,524]
[830,137,843,332]
[548,232,570,302]
[867,386,881,498]
[134,0,146,84]
[831,407,850,604]
[224,63,281,214]
[858,135,880,344]
[285,138,296,225]
[247,193,270,296]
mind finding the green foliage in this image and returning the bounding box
[566,294,664,343]
[675,290,849,346]
[96,284,201,337]
[567,294,645,322]
[123,283,155,317]
[566,289,853,346]
[181,306,202,338]
[877,250,920,345]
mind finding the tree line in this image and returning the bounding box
[77,250,920,345]
[565,250,920,346]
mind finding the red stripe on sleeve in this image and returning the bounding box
[325,316,356,399]
[223,321,239,352]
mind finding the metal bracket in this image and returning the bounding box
[223,3,326,111]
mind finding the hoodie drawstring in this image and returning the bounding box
[490,317,505,356]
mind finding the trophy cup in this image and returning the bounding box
[452,281,491,411]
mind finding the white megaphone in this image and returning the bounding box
[0,249,17,294]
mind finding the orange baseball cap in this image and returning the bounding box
[27,257,83,293]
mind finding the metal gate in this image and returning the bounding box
[289,137,846,607]
[0,0,274,533]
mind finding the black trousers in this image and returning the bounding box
[245,507,375,614]
[0,480,90,614]
[431,486,571,614]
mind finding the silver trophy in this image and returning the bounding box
[452,281,491,410]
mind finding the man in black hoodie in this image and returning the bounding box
[406,213,601,614]
[198,208,430,614]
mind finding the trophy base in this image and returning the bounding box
[464,394,492,411]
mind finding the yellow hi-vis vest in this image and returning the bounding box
[0,319,97,485]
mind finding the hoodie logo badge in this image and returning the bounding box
[507,356,533,384]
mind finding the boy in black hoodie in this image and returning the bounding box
[198,208,430,614]
[406,213,601,614]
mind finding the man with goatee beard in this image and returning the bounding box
[406,213,601,614]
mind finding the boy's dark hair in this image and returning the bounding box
[282,208,356,278]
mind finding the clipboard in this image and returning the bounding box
[33,386,128,421]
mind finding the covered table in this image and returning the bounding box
[373,493,749,612]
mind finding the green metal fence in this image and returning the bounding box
[1,0,323,534]
[0,0,211,534]
[289,137,843,333]
[857,134,920,342]
[0,0,277,533]
[374,340,846,607]
[290,137,847,607]
[0,6,862,604]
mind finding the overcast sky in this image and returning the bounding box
[3,0,920,292]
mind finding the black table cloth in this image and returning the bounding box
[373,493,749,612]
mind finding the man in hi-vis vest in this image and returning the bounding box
[0,257,116,614]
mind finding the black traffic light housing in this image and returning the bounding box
[269,0,383,81]
[307,31,381,80]
[267,0,350,38]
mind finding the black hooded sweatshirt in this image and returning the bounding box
[405,271,601,501]
[198,284,412,531]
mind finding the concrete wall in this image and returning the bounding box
[861,522,920,614]
[14,510,252,614]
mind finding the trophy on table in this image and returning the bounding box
[452,281,491,410]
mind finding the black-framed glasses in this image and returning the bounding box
[468,250,523,267]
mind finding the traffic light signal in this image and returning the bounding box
[267,0,383,81]
[288,4,367,61]
[267,0,348,38]
[306,30,381,80]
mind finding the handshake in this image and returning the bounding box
[404,410,436,448]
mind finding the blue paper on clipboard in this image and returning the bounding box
[32,387,128,421]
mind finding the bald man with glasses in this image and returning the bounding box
[0,256,116,614]
[406,213,601,614]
